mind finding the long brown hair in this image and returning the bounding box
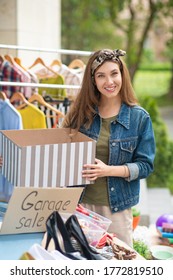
[62,49,138,130]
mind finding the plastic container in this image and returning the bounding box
[150,245,173,260]
[75,212,105,247]
[75,206,112,232]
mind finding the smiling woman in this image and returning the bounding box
[94,62,122,118]
[62,48,156,247]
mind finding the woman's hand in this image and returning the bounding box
[0,156,3,167]
[82,158,110,181]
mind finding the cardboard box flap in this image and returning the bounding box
[0,128,94,147]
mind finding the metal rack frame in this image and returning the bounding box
[0,44,92,89]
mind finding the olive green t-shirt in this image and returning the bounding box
[82,115,116,206]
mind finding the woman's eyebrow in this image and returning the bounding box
[95,71,104,75]
[95,68,118,75]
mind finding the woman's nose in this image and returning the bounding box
[105,76,113,84]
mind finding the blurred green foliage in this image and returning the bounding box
[134,70,171,99]
[139,95,173,193]
[133,239,153,259]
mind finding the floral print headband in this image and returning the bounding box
[91,49,126,75]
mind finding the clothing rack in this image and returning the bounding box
[0,44,92,114]
[0,81,80,90]
[0,81,74,114]
[0,44,91,90]
[0,44,92,56]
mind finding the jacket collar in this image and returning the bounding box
[116,103,130,129]
[94,102,130,129]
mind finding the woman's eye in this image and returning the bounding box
[97,74,104,78]
[112,72,118,76]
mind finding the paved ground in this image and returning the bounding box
[137,180,173,225]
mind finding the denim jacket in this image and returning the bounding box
[79,103,155,213]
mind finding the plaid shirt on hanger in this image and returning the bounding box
[0,60,22,98]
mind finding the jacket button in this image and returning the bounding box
[111,187,114,191]
[114,207,118,211]
[112,142,116,146]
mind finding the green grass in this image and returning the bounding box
[133,70,171,100]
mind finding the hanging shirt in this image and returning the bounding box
[51,64,82,97]
[17,103,47,129]
[0,99,23,130]
[0,99,23,202]
[27,69,39,94]
[14,63,32,98]
[29,66,67,99]
[0,60,22,98]
[38,75,67,99]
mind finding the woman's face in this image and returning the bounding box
[94,61,122,99]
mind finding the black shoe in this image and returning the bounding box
[45,211,85,260]
[65,214,106,260]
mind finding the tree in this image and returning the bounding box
[106,0,173,80]
[61,0,118,64]
[61,0,172,81]
[166,27,173,99]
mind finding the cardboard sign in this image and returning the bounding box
[0,128,96,187]
[0,186,83,235]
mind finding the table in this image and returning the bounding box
[0,233,43,260]
[0,233,144,260]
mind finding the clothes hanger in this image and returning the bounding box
[28,57,47,69]
[10,92,29,109]
[50,59,62,67]
[4,54,16,66]
[28,93,64,119]
[14,57,27,71]
[0,54,5,63]
[68,59,85,69]
[28,57,58,76]
[0,91,7,100]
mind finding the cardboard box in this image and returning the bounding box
[0,128,96,188]
[0,187,83,235]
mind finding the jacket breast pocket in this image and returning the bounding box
[119,138,137,163]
